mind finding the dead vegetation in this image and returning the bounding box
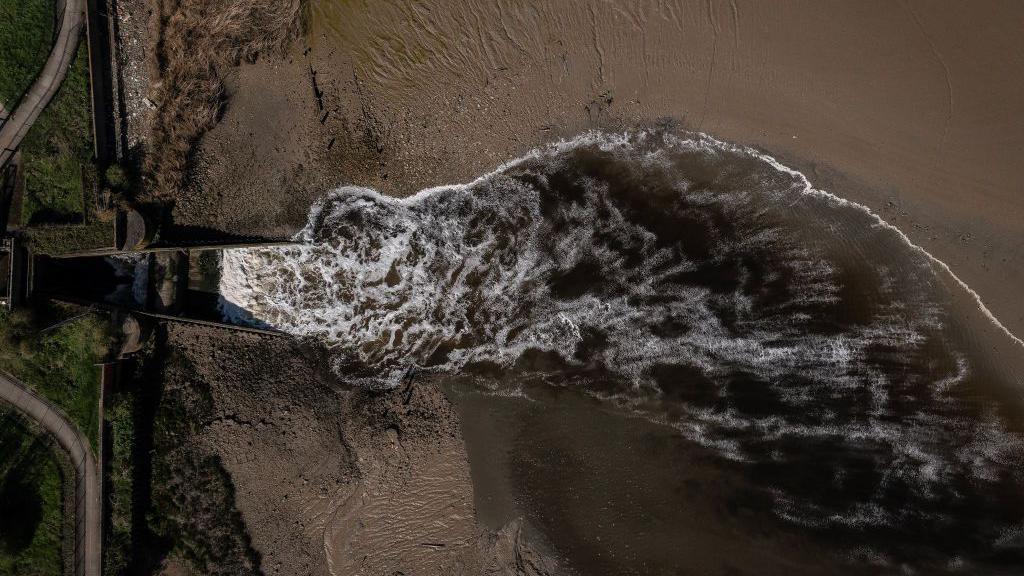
[144,0,303,200]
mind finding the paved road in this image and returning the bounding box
[0,0,85,169]
[0,371,101,576]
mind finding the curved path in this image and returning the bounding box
[0,371,101,576]
[0,0,85,169]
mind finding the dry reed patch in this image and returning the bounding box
[144,0,302,200]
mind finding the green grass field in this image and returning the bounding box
[0,307,110,450]
[0,415,64,576]
[0,0,54,109]
[20,44,94,226]
[23,220,115,256]
[0,278,110,576]
[104,391,134,575]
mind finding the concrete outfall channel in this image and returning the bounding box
[0,371,101,576]
[0,0,85,168]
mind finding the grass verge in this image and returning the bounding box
[23,220,115,255]
[0,414,65,576]
[20,44,94,226]
[0,0,54,108]
[103,389,134,575]
[0,306,110,450]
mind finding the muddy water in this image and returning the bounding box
[448,381,876,575]
[291,0,1024,347]
[221,130,1024,574]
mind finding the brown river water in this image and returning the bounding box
[221,131,1024,574]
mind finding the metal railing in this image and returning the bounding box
[0,370,100,576]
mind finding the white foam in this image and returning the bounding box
[225,129,1023,349]
[729,136,1024,350]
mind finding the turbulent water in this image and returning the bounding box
[221,131,1024,571]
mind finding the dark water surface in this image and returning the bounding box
[222,131,1024,574]
[449,380,877,576]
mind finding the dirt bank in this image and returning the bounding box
[158,324,557,575]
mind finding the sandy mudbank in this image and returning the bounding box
[159,324,558,576]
